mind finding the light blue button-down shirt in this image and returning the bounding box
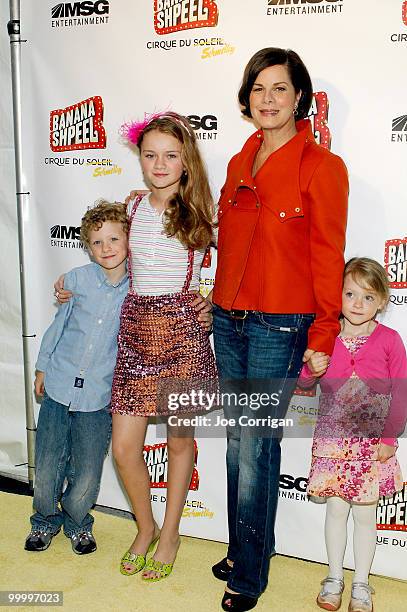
[36,263,128,412]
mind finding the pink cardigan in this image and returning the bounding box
[300,323,407,445]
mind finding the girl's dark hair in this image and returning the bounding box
[238,47,313,120]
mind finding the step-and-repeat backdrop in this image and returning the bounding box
[9,0,407,578]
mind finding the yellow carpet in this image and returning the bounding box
[0,492,405,611]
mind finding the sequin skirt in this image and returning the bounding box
[110,291,218,417]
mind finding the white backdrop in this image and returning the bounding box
[2,0,407,579]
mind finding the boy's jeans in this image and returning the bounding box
[30,391,111,537]
[213,307,313,598]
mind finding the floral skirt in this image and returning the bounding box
[110,291,218,417]
[307,377,403,503]
[307,450,403,503]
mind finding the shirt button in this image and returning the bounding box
[280,212,286,218]
[240,179,244,183]
[257,133,261,138]
[295,207,301,212]
[253,186,257,190]
[219,209,223,214]
[98,319,102,324]
[228,199,232,203]
[98,283,102,288]
[88,344,93,350]
[256,203,260,208]
[351,359,355,365]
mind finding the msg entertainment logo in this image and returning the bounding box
[267,0,343,16]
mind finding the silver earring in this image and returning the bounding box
[293,106,298,116]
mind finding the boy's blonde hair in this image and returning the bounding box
[80,200,128,246]
[344,257,390,308]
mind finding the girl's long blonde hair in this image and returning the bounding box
[137,112,214,250]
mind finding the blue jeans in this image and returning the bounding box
[213,307,313,598]
[30,391,111,537]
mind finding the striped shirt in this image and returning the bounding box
[128,195,206,295]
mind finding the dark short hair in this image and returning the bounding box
[238,48,313,120]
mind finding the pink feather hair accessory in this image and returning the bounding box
[119,111,170,145]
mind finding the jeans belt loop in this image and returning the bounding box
[229,309,248,320]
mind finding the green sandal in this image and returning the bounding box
[120,535,159,576]
[141,557,174,582]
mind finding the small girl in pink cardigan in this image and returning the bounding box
[300,257,407,612]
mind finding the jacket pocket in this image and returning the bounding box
[274,205,304,223]
[218,186,261,217]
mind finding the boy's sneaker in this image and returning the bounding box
[24,529,59,552]
[70,531,97,555]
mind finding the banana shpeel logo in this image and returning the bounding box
[144,440,199,490]
[377,482,407,531]
[308,92,331,150]
[50,96,106,152]
[384,237,407,289]
[154,0,218,35]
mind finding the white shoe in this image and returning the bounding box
[317,577,345,611]
[348,582,374,612]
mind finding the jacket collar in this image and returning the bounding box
[240,119,315,180]
[228,120,314,213]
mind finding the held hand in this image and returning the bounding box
[53,274,72,304]
[124,189,149,207]
[303,348,330,377]
[377,442,396,463]
[34,371,45,396]
[190,291,213,331]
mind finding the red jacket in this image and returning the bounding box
[213,120,349,355]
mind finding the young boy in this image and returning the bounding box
[24,201,129,555]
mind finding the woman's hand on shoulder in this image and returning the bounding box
[302,348,329,377]
[377,442,396,463]
[53,274,72,304]
[124,189,149,207]
[190,291,213,331]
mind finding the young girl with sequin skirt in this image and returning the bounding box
[300,258,407,612]
[109,112,217,582]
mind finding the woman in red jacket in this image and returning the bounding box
[210,48,348,611]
